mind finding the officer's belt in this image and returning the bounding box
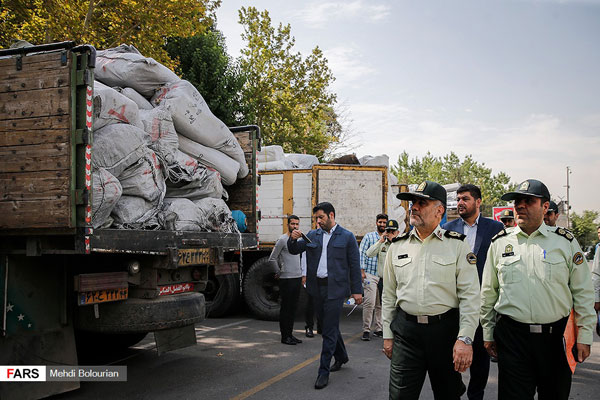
[397,307,458,325]
[499,314,568,334]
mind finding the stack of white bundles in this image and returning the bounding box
[257,159,293,171]
[160,198,206,231]
[168,150,200,182]
[118,148,166,205]
[95,44,180,97]
[257,145,284,163]
[285,153,319,169]
[358,154,389,167]
[138,107,179,172]
[193,198,239,233]
[111,195,161,229]
[152,80,248,180]
[92,123,149,178]
[178,134,239,185]
[93,81,143,130]
[116,87,153,110]
[91,168,122,229]
[166,165,226,201]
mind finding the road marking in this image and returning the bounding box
[230,331,364,400]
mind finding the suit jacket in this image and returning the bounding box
[288,224,362,300]
[443,215,504,282]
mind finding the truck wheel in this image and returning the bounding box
[243,257,280,321]
[205,273,240,317]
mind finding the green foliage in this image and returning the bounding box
[166,29,247,126]
[391,151,516,215]
[238,7,338,158]
[1,0,220,70]
[571,210,600,249]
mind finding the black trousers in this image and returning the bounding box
[467,325,490,400]
[389,308,464,400]
[304,287,322,332]
[314,284,347,376]
[495,315,571,400]
[279,277,301,339]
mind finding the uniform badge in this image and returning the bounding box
[436,230,443,239]
[502,244,514,257]
[466,252,477,265]
[417,181,427,192]
[519,181,529,191]
[447,231,460,238]
[573,252,584,265]
[397,254,408,259]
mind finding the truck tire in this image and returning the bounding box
[243,257,280,321]
[205,273,240,317]
[74,292,205,333]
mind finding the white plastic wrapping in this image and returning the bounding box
[358,154,390,167]
[96,44,180,97]
[138,107,179,170]
[118,148,166,207]
[117,87,153,110]
[151,80,248,179]
[178,134,239,186]
[93,81,143,130]
[285,153,319,169]
[91,168,122,229]
[111,195,161,229]
[257,159,293,171]
[257,145,284,163]
[166,166,225,201]
[92,123,148,178]
[193,198,239,233]
[159,198,205,231]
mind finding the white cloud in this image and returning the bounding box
[293,1,391,27]
[324,46,377,88]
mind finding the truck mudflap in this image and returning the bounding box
[74,292,205,333]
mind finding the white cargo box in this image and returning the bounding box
[257,165,388,245]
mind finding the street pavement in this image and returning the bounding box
[52,305,600,399]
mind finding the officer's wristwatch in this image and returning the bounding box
[457,336,473,345]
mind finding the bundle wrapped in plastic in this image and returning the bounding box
[118,148,166,208]
[285,153,319,169]
[257,145,284,163]
[95,44,180,97]
[159,198,205,231]
[138,107,179,171]
[92,123,149,178]
[116,87,153,110]
[193,198,239,233]
[93,81,143,130]
[168,150,200,182]
[111,195,161,229]
[178,134,239,186]
[166,166,226,201]
[257,159,293,171]
[151,80,248,179]
[359,154,389,167]
[91,168,122,229]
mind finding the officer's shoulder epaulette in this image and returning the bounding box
[444,230,466,241]
[391,232,409,242]
[553,227,574,242]
[491,229,509,242]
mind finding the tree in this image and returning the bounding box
[571,210,599,249]
[391,151,515,215]
[166,29,247,126]
[238,7,338,158]
[1,0,220,70]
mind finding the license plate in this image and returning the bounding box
[159,283,195,296]
[178,248,211,266]
[78,288,128,305]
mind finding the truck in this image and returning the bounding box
[0,42,259,399]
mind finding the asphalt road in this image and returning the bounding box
[52,305,600,399]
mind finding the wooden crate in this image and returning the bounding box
[0,51,73,229]
[227,129,257,234]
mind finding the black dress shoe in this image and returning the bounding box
[314,374,329,389]
[330,358,348,372]
[291,335,303,344]
[361,331,370,341]
[305,327,314,338]
[281,337,297,345]
[373,331,383,338]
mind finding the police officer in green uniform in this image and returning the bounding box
[382,181,480,400]
[481,179,596,400]
[499,209,515,228]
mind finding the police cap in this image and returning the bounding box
[397,180,447,206]
[499,209,514,220]
[385,219,399,231]
[547,200,559,214]
[500,179,550,202]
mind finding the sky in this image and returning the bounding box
[215,0,600,214]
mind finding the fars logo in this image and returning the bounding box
[0,366,46,381]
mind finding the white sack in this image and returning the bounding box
[257,145,284,163]
[193,198,239,233]
[117,87,153,110]
[359,154,389,167]
[93,81,143,130]
[111,195,161,229]
[166,166,226,201]
[285,153,319,169]
[92,123,148,178]
[257,159,293,171]
[178,134,239,186]
[159,198,205,231]
[138,107,179,169]
[118,148,166,206]
[151,80,248,179]
[91,168,122,229]
[95,45,180,97]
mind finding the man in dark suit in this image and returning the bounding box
[288,202,363,390]
[443,184,504,400]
